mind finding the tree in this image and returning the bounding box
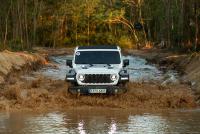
[84,0,100,45]
[0,0,199,51]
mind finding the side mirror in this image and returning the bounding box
[123,59,129,67]
[66,60,72,68]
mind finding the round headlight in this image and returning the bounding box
[77,74,85,81]
[110,74,118,81]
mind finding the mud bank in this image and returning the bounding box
[0,75,196,112]
[125,49,200,92]
[179,54,200,94]
[0,50,46,84]
[33,47,74,56]
[124,49,184,71]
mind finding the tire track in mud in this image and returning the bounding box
[0,75,196,111]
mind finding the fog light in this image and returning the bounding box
[115,89,118,93]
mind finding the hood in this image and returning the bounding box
[74,64,121,74]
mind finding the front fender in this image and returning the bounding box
[65,69,76,82]
[119,69,129,82]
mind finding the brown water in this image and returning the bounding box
[1,108,200,134]
[0,55,196,133]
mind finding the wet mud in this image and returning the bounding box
[0,48,198,111]
[0,50,47,85]
[0,74,196,112]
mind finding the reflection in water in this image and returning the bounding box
[78,121,86,134]
[127,115,169,134]
[23,112,68,134]
[108,121,117,134]
[1,109,200,133]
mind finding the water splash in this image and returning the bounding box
[40,55,179,84]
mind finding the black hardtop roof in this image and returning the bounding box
[78,45,118,50]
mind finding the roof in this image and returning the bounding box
[77,45,118,50]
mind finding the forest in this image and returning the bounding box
[0,0,199,51]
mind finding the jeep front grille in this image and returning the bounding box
[83,74,112,84]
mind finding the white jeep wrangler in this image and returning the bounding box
[65,45,129,94]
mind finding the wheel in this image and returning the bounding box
[118,83,128,94]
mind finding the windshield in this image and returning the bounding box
[75,51,121,64]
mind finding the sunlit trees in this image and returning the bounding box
[0,0,199,51]
[84,0,100,45]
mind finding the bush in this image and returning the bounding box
[0,42,4,51]
[63,37,71,45]
[118,36,134,49]
[77,34,88,45]
[91,32,118,45]
[9,38,24,51]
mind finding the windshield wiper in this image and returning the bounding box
[97,63,111,66]
[79,63,93,67]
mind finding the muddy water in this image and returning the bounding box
[41,55,179,83]
[1,108,200,134]
[0,55,199,133]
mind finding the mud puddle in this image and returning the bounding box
[0,54,195,111]
[0,53,199,133]
[0,72,196,111]
[1,108,200,133]
[40,55,179,84]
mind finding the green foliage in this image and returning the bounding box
[9,38,23,51]
[0,0,199,51]
[0,43,4,51]
[118,36,134,49]
[63,37,71,45]
[91,32,118,45]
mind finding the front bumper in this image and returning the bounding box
[68,85,126,95]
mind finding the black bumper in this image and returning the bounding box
[68,85,127,95]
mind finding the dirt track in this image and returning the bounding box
[0,48,199,111]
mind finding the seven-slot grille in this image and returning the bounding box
[83,74,112,84]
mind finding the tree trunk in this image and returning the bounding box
[24,0,29,49]
[194,0,198,51]
[3,2,12,49]
[76,23,78,45]
[166,0,171,48]
[87,14,90,46]
[33,0,39,47]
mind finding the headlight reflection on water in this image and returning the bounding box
[1,110,200,134]
[22,113,169,134]
[78,121,86,134]
[108,121,117,134]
